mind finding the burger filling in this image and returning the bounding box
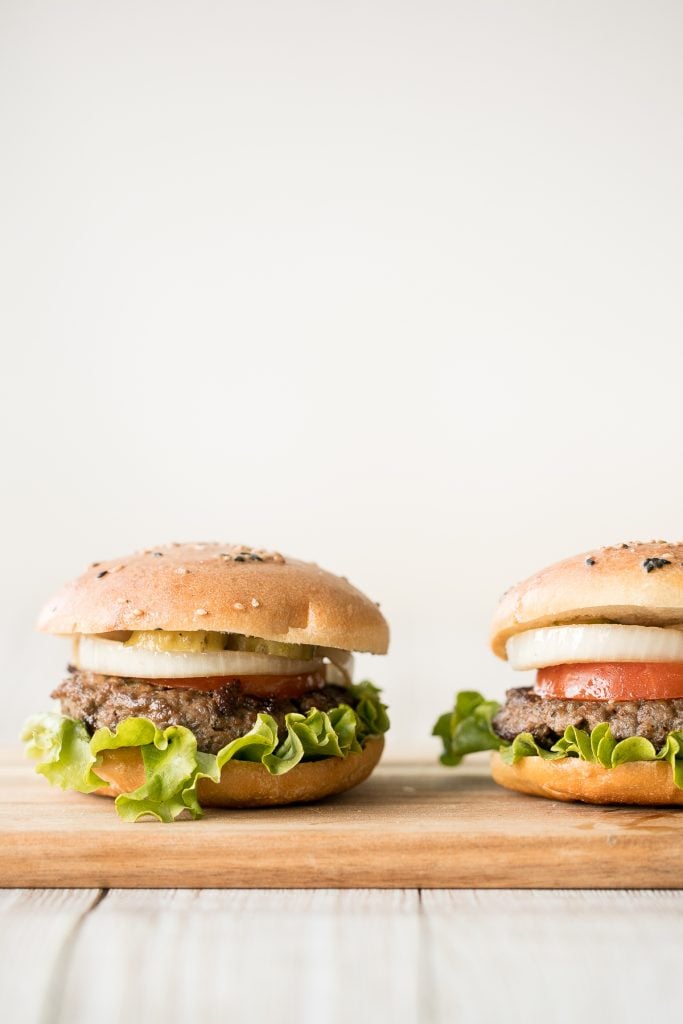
[434,623,683,786]
[492,686,683,750]
[23,630,390,822]
[53,670,359,755]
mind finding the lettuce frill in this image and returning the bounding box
[22,682,389,822]
[433,690,683,787]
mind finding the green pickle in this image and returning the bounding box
[125,629,317,660]
[221,634,317,659]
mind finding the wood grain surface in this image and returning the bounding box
[3,889,683,1024]
[3,750,683,888]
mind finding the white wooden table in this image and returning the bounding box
[2,888,679,1023]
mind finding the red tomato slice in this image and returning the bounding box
[146,671,327,699]
[535,662,683,701]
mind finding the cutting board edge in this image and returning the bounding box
[2,827,683,889]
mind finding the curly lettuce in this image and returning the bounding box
[433,690,683,787]
[432,691,502,766]
[22,681,389,823]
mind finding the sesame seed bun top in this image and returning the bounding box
[38,543,390,655]
[491,541,683,659]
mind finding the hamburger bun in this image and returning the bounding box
[491,541,683,659]
[38,542,389,654]
[490,750,683,805]
[94,737,384,808]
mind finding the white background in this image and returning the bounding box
[2,0,683,755]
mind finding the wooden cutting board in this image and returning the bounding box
[3,749,683,888]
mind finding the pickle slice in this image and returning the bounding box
[125,630,225,653]
[220,634,317,660]
[124,630,317,660]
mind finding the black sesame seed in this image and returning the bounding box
[234,555,246,562]
[249,553,263,561]
[152,551,163,557]
[96,570,109,579]
[586,557,596,566]
[621,543,629,549]
[643,557,672,573]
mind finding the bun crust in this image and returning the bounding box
[38,543,389,654]
[93,738,384,808]
[491,542,683,658]
[490,750,683,805]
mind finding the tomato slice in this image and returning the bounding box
[144,671,327,699]
[535,662,683,701]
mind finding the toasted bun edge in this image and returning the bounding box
[93,737,384,808]
[490,750,683,805]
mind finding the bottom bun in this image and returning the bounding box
[490,750,683,806]
[93,737,384,808]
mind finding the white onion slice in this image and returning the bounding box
[321,649,355,685]
[74,635,324,679]
[506,624,683,670]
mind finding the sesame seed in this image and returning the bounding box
[643,557,672,573]
[96,569,109,579]
[195,608,208,616]
[111,564,124,572]
[131,608,144,616]
[251,597,260,608]
[175,566,189,575]
[233,602,245,611]
[212,544,285,564]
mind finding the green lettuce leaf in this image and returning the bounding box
[22,681,389,823]
[22,712,104,792]
[351,682,391,743]
[432,691,502,765]
[434,689,683,788]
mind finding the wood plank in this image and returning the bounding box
[4,753,683,887]
[56,889,683,1023]
[0,889,102,1024]
[422,890,683,1021]
[58,890,421,1024]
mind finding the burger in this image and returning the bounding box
[434,542,683,805]
[23,543,390,821]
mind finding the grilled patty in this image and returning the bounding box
[493,686,683,750]
[52,670,354,754]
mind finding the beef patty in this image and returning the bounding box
[53,670,355,754]
[493,686,683,750]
